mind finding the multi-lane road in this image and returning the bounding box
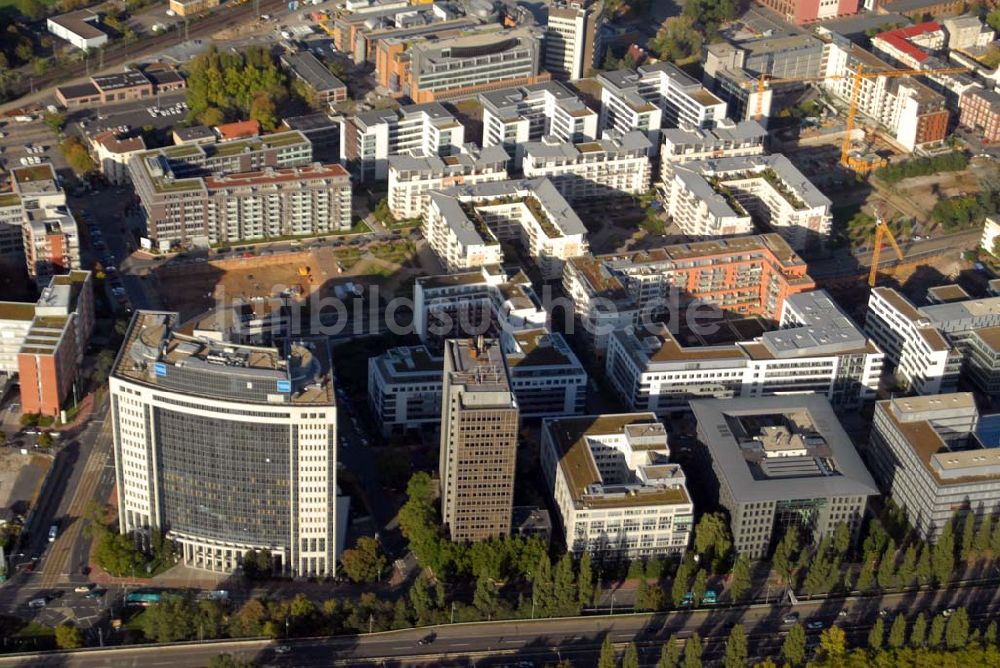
[1,581,999,667]
[37,418,115,591]
[0,404,117,630]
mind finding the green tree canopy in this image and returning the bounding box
[340,536,386,584]
[659,635,682,668]
[683,633,703,668]
[597,634,616,668]
[729,554,751,602]
[54,623,82,649]
[781,624,807,666]
[945,608,970,649]
[932,522,956,585]
[61,135,94,176]
[623,642,640,668]
[818,626,847,661]
[910,612,927,648]
[141,595,197,642]
[578,552,594,607]
[723,624,748,668]
[249,92,279,132]
[472,574,499,620]
[693,512,732,571]
[869,617,885,650]
[929,615,946,648]
[888,614,907,649]
[185,45,288,125]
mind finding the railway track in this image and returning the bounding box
[3,0,287,106]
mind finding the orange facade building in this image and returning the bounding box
[374,27,550,103]
[1,272,94,417]
[563,234,816,354]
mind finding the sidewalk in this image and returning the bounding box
[52,391,98,433]
[89,562,229,590]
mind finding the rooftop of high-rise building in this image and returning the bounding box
[115,311,334,405]
[693,395,879,501]
[876,393,1000,484]
[543,412,691,509]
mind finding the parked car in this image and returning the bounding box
[782,612,800,624]
[805,620,824,631]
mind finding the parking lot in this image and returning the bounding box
[0,118,68,178]
[69,90,190,139]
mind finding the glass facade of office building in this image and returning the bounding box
[155,407,292,547]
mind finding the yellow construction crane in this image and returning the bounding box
[868,214,905,288]
[318,15,336,38]
[743,64,969,172]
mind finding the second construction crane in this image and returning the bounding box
[868,213,906,288]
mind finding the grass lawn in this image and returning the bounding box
[370,240,416,265]
[348,219,371,235]
[334,248,362,270]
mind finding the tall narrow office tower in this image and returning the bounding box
[439,337,519,542]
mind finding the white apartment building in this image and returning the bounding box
[89,130,146,185]
[203,164,353,241]
[10,164,80,283]
[606,290,883,415]
[0,271,94,416]
[368,345,447,432]
[521,131,652,202]
[342,102,465,182]
[543,0,604,80]
[129,132,316,246]
[413,266,548,345]
[23,216,80,284]
[387,144,510,220]
[662,154,832,251]
[865,287,972,394]
[982,215,1000,254]
[132,159,353,246]
[422,178,589,280]
[598,62,728,147]
[869,393,1000,541]
[823,38,949,152]
[943,15,995,51]
[660,119,767,173]
[368,328,587,434]
[111,311,342,577]
[0,303,36,375]
[540,413,694,559]
[965,326,1000,396]
[481,81,599,166]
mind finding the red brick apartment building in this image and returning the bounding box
[960,87,1000,143]
[0,271,94,417]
